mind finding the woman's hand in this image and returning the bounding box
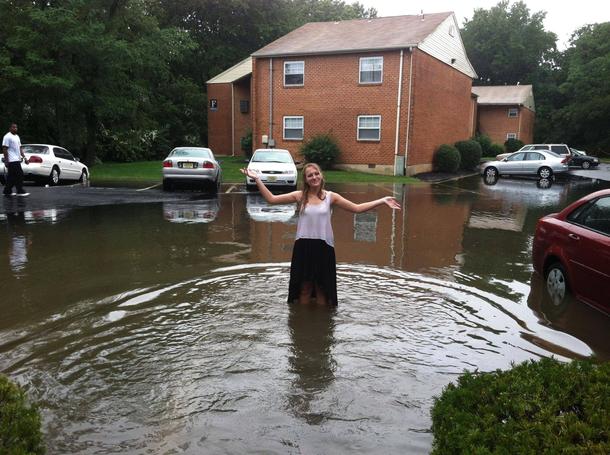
[382,196,401,210]
[240,168,259,180]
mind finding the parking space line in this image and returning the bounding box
[137,184,161,191]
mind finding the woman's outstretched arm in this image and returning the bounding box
[331,192,401,213]
[240,168,301,205]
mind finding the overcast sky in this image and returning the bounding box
[359,0,610,49]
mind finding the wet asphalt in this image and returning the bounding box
[1,163,609,215]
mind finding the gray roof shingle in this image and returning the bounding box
[252,13,453,57]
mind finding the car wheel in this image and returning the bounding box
[79,170,89,183]
[538,166,552,179]
[545,262,569,307]
[581,161,591,169]
[49,167,60,185]
[484,166,498,179]
[162,179,173,191]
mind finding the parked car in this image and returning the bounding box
[481,150,569,179]
[569,148,599,169]
[0,144,88,185]
[496,144,571,161]
[245,148,298,191]
[162,147,221,192]
[532,189,610,315]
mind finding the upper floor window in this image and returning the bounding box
[359,57,383,84]
[357,115,381,141]
[283,116,304,140]
[284,61,304,86]
[508,108,518,118]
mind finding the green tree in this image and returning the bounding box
[461,0,557,85]
[552,23,610,153]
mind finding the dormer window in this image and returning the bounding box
[359,57,383,84]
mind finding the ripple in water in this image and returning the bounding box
[0,263,593,454]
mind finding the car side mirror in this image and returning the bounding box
[217,159,223,164]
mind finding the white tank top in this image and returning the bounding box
[295,191,334,247]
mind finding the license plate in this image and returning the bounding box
[180,162,196,169]
[267,176,277,182]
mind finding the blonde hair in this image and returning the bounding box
[300,163,326,213]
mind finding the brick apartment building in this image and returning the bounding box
[208,12,480,176]
[471,85,535,145]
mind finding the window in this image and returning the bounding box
[508,108,518,118]
[284,61,304,86]
[359,57,383,84]
[357,115,381,141]
[568,196,610,236]
[506,133,517,140]
[525,152,544,161]
[283,116,303,140]
[239,100,249,113]
[506,152,525,162]
[551,145,569,155]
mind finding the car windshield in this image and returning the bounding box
[251,151,293,163]
[170,148,212,158]
[22,145,49,155]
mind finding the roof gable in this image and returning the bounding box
[252,13,453,57]
[207,57,252,84]
[472,85,535,111]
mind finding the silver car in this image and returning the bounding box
[162,147,221,192]
[0,144,89,185]
[481,150,569,179]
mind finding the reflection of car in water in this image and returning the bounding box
[246,193,296,223]
[163,199,220,224]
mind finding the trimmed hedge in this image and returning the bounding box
[474,134,493,156]
[489,143,505,157]
[431,358,610,454]
[454,140,482,170]
[0,374,45,454]
[433,144,460,173]
[299,133,340,169]
[504,138,525,153]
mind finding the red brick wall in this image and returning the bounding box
[477,105,534,145]
[408,49,474,168]
[233,77,252,156]
[252,51,413,165]
[207,83,232,154]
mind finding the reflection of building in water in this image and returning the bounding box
[353,212,377,242]
[287,305,336,423]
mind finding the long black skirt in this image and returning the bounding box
[288,239,338,305]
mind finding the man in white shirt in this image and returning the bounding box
[2,123,29,197]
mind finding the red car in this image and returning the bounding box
[532,189,610,315]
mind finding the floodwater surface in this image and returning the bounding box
[1,176,610,454]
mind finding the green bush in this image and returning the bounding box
[299,133,340,169]
[504,138,525,153]
[474,134,493,156]
[431,358,610,454]
[454,140,482,170]
[433,144,460,173]
[489,143,505,157]
[240,129,253,158]
[0,375,45,455]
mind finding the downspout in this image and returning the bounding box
[517,105,522,140]
[394,49,404,176]
[269,58,273,141]
[404,47,414,174]
[231,82,235,156]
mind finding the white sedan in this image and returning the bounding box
[245,148,298,191]
[0,144,89,185]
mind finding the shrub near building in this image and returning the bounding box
[0,374,45,454]
[431,358,610,454]
[454,140,482,170]
[299,134,341,169]
[433,144,461,173]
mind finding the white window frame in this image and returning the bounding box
[508,108,518,118]
[357,115,381,141]
[506,132,517,140]
[359,57,383,84]
[283,116,304,140]
[284,61,304,86]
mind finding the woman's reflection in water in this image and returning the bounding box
[287,304,337,424]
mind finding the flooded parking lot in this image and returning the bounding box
[1,176,610,453]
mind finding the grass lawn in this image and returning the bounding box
[90,155,420,185]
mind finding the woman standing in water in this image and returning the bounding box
[241,163,401,305]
